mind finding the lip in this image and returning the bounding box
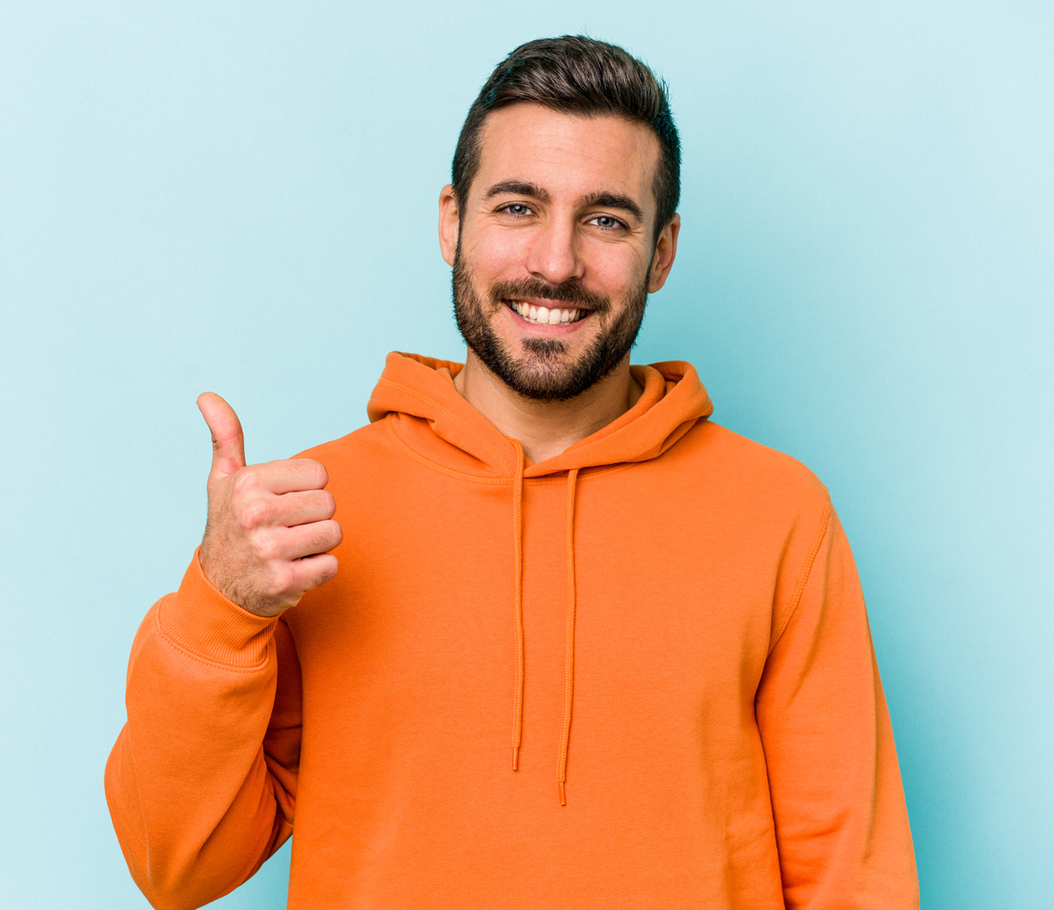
[502,298,592,332]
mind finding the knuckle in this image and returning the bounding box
[251,533,281,563]
[270,564,298,597]
[238,499,271,531]
[310,459,329,488]
[314,556,338,586]
[231,468,259,497]
[328,520,344,548]
[312,522,340,553]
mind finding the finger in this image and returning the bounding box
[289,552,339,595]
[282,519,343,561]
[275,490,337,528]
[256,458,329,496]
[238,490,336,531]
[197,392,246,479]
[242,551,340,616]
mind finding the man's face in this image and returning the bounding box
[439,103,679,401]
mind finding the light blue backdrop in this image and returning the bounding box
[2,1,1051,907]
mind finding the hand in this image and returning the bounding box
[196,392,342,617]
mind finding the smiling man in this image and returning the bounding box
[446,101,673,391]
[442,101,677,462]
[106,37,919,910]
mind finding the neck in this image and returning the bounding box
[453,351,643,464]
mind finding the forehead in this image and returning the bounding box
[473,103,661,207]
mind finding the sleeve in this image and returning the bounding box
[755,499,919,910]
[104,550,302,910]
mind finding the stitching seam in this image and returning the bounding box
[385,419,509,485]
[155,609,273,674]
[768,491,832,653]
[377,378,513,471]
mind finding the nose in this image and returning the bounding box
[524,215,585,286]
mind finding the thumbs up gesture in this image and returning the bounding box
[196,393,342,617]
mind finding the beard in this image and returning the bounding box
[452,249,649,403]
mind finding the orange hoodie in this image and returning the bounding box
[106,353,918,910]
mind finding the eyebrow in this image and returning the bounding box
[578,191,644,222]
[482,181,645,223]
[483,181,550,202]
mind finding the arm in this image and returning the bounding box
[105,393,339,909]
[756,499,919,910]
[105,556,301,910]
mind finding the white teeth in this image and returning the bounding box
[511,302,586,326]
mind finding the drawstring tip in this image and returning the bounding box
[558,780,567,806]
[512,746,519,772]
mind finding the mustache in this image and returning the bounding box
[490,279,609,313]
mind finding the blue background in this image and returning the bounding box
[2,1,1051,907]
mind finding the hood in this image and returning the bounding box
[366,352,713,476]
[365,351,714,804]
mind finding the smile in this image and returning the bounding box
[505,300,589,326]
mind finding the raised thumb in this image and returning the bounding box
[197,392,246,479]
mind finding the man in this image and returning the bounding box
[106,36,918,909]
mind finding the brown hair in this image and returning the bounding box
[452,36,681,237]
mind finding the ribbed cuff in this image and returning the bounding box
[157,549,280,669]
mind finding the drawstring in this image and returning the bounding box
[511,443,526,772]
[508,451,581,805]
[558,468,579,805]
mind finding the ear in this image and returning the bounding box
[647,213,680,293]
[439,184,460,266]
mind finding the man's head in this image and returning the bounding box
[439,37,681,402]
[452,36,680,240]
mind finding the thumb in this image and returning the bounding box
[197,392,246,479]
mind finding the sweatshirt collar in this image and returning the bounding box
[366,352,713,478]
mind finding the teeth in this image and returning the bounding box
[511,302,584,326]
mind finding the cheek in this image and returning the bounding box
[588,246,649,296]
[460,228,526,277]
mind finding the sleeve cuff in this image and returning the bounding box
[156,549,280,669]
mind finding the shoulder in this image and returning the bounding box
[294,419,388,465]
[679,419,827,496]
[649,418,833,541]
[290,420,397,498]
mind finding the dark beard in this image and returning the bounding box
[452,251,648,402]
